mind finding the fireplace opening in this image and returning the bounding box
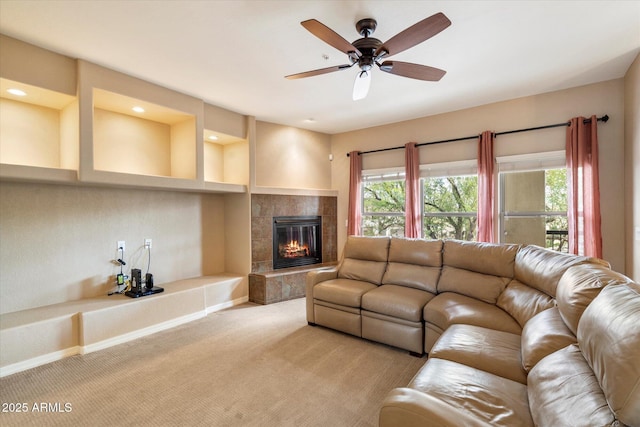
[273,216,322,270]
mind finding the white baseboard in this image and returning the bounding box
[0,346,81,378]
[206,295,249,314]
[81,311,207,355]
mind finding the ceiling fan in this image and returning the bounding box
[285,12,451,100]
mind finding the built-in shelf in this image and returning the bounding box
[0,78,79,182]
[204,129,249,186]
[0,56,250,195]
[92,88,197,180]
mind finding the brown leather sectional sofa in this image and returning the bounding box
[305,236,640,426]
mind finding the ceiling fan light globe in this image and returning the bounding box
[353,71,371,101]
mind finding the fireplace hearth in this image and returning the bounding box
[273,216,322,270]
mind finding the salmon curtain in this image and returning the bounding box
[477,131,495,242]
[347,151,362,236]
[566,116,602,258]
[405,142,422,238]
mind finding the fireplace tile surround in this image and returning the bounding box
[249,194,338,304]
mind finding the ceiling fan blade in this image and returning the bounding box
[301,19,361,56]
[378,61,446,81]
[375,12,451,58]
[285,64,352,80]
[353,71,371,101]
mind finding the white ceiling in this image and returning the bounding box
[0,1,638,135]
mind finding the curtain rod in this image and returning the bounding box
[346,114,609,157]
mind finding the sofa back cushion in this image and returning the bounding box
[520,307,576,372]
[442,240,519,277]
[437,267,510,304]
[557,263,633,335]
[381,238,442,293]
[438,240,518,304]
[496,279,555,328]
[338,236,390,285]
[514,245,606,297]
[577,283,640,427]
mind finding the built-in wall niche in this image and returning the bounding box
[0,78,79,175]
[204,129,248,185]
[93,88,197,179]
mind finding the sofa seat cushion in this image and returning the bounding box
[527,344,615,427]
[313,278,377,308]
[409,358,533,427]
[430,324,526,384]
[362,285,434,322]
[424,292,521,335]
[520,307,576,372]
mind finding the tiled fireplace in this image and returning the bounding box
[249,194,337,304]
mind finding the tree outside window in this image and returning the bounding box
[361,179,405,237]
[423,176,478,241]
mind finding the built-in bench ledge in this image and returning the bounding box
[0,274,247,377]
[249,263,337,305]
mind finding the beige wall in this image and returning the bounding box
[93,108,172,176]
[0,34,76,96]
[0,98,61,168]
[170,118,197,179]
[625,54,640,281]
[223,141,249,184]
[59,99,79,170]
[255,121,331,190]
[0,182,226,314]
[204,141,224,182]
[331,79,627,273]
[204,140,249,185]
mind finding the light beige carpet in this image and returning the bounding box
[0,298,425,426]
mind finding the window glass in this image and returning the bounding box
[500,168,568,252]
[422,175,477,241]
[361,179,405,237]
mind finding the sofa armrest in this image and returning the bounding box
[379,388,494,427]
[306,268,338,323]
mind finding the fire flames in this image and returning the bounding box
[280,240,309,258]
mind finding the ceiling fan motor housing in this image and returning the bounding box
[352,37,382,71]
[352,19,383,72]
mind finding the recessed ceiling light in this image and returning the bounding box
[132,106,145,113]
[7,88,27,96]
[208,135,219,141]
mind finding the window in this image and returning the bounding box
[421,160,478,241]
[498,152,567,252]
[359,154,566,247]
[361,170,405,237]
[422,175,478,240]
